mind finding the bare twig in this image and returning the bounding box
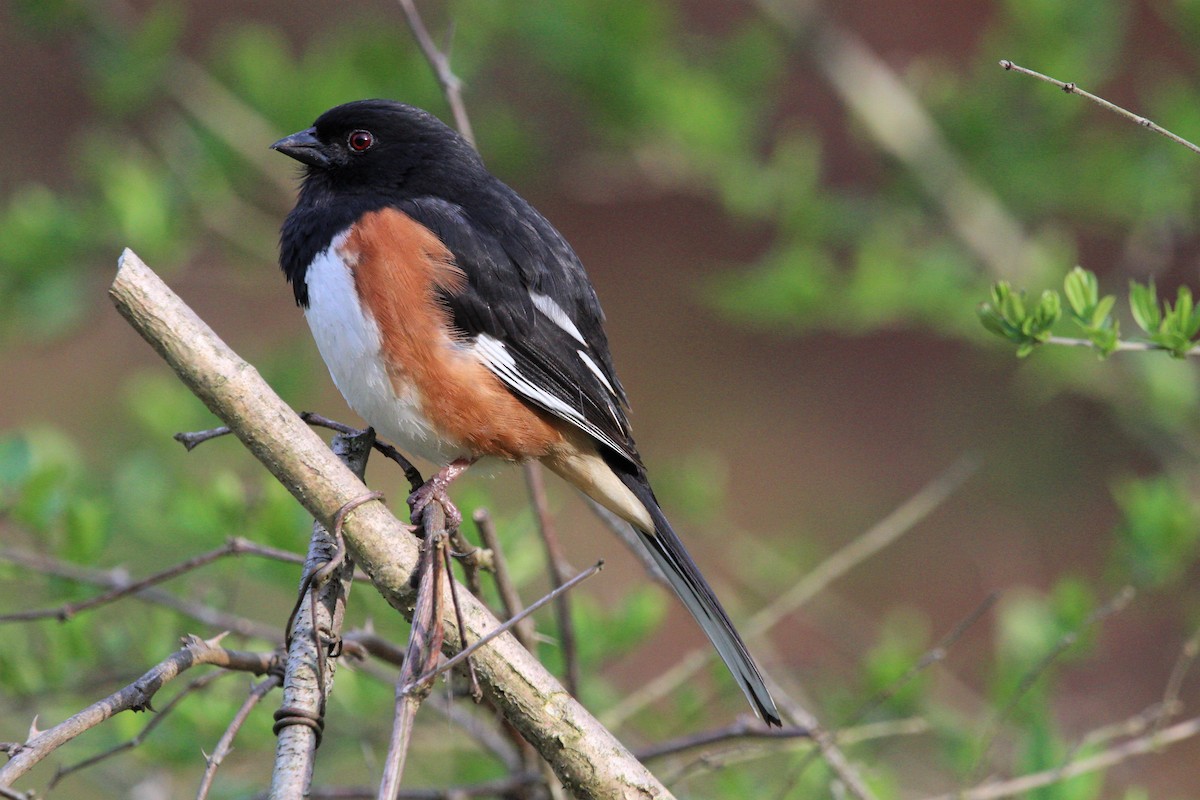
[379,505,449,800]
[51,671,231,790]
[0,546,281,641]
[769,695,877,800]
[402,561,603,693]
[396,0,476,148]
[177,413,425,492]
[0,634,276,787]
[999,59,1200,156]
[927,714,1200,800]
[473,509,535,650]
[441,538,481,700]
[0,538,303,624]
[605,455,979,728]
[1045,335,1200,356]
[197,674,283,800]
[973,586,1136,778]
[524,462,580,696]
[271,432,373,799]
[637,719,811,762]
[849,592,997,724]
[300,413,424,493]
[1157,626,1200,736]
[447,525,486,598]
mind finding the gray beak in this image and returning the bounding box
[270,127,330,168]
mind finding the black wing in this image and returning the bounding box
[399,195,642,469]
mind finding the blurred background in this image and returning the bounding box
[4,0,1200,797]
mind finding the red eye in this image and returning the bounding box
[348,130,374,152]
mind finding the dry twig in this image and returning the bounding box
[999,59,1200,155]
[197,674,283,800]
[0,634,276,787]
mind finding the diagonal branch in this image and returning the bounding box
[0,634,276,787]
[109,249,673,800]
[270,431,373,798]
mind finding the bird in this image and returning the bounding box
[271,99,781,726]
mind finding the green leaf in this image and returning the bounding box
[1129,280,1161,333]
[1091,294,1116,328]
[1062,266,1097,318]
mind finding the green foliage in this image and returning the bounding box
[982,267,1200,358]
[1111,476,1200,588]
[978,281,1062,356]
[1062,267,1119,354]
[1129,280,1200,357]
[858,608,932,716]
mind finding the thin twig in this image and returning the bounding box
[637,719,811,762]
[379,505,448,800]
[441,540,481,701]
[402,561,603,693]
[473,509,535,651]
[0,634,276,786]
[50,670,231,790]
[447,526,486,598]
[300,413,424,492]
[973,586,1136,779]
[604,455,979,728]
[196,674,283,800]
[0,546,281,641]
[176,412,425,492]
[524,462,580,696]
[927,714,1200,800]
[999,59,1200,156]
[1045,335,1200,356]
[1157,626,1200,736]
[0,538,303,624]
[396,0,476,148]
[774,592,998,794]
[849,592,997,724]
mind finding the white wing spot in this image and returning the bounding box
[576,349,617,397]
[530,292,586,345]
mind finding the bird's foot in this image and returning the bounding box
[408,458,473,531]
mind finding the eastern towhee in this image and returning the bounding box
[272,99,781,726]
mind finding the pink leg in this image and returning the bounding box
[408,458,474,529]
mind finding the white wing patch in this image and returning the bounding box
[576,349,617,397]
[530,291,586,345]
[473,333,627,456]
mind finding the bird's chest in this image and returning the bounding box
[301,235,461,464]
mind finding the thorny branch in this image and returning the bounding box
[0,634,276,787]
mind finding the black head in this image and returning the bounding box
[271,99,483,200]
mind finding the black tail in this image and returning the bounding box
[617,470,781,726]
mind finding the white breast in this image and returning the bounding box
[302,233,461,465]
